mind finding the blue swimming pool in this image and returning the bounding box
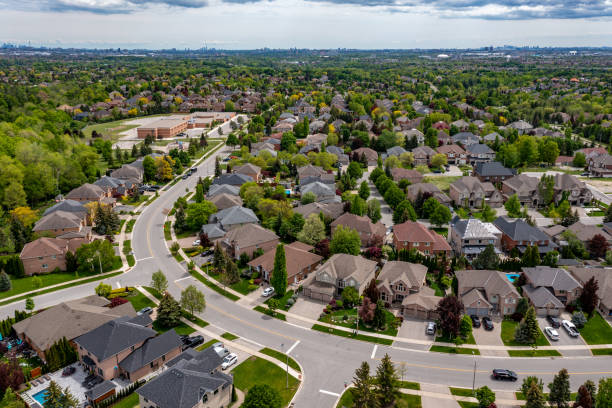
[506,273,520,283]
[32,388,49,405]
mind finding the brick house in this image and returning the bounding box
[406,183,451,206]
[331,213,386,247]
[473,162,515,184]
[456,269,521,316]
[233,163,262,182]
[501,174,541,208]
[20,236,90,276]
[493,216,558,254]
[352,147,379,166]
[521,266,582,315]
[32,210,87,237]
[449,176,503,208]
[65,183,109,203]
[221,223,279,260]
[412,146,436,166]
[436,144,467,165]
[393,221,451,257]
[248,241,323,285]
[568,266,612,317]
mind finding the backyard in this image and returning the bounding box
[232,357,300,407]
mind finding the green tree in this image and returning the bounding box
[538,175,555,207]
[372,300,386,330]
[352,361,377,408]
[213,242,226,272]
[430,205,451,227]
[367,199,382,223]
[505,194,521,217]
[422,197,440,219]
[297,213,326,245]
[374,354,400,407]
[525,379,546,408]
[242,384,282,408]
[393,201,417,224]
[44,381,78,408]
[271,244,287,297]
[348,161,364,179]
[185,201,217,231]
[472,244,499,270]
[32,276,42,289]
[280,131,297,151]
[476,386,495,408]
[515,306,540,345]
[142,155,156,182]
[180,284,206,316]
[25,297,34,313]
[0,271,11,292]
[300,191,316,205]
[194,183,205,203]
[425,128,438,148]
[1,387,25,408]
[151,270,168,294]
[480,204,496,222]
[359,181,370,200]
[155,293,182,328]
[596,378,612,408]
[548,368,570,408]
[431,153,448,168]
[330,225,361,256]
[95,282,112,297]
[226,133,239,148]
[573,152,586,168]
[341,286,360,309]
[459,314,473,339]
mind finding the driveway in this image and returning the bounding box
[290,296,326,322]
[471,322,506,357]
[536,315,590,357]
[394,318,433,350]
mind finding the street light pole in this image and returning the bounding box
[472,350,476,396]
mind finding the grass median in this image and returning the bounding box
[253,305,286,320]
[189,269,239,301]
[507,349,561,357]
[311,324,393,345]
[259,347,301,372]
[430,345,480,355]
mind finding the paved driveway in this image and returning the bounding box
[394,318,433,350]
[471,322,506,356]
[536,315,590,357]
[291,297,326,321]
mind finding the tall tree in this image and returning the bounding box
[151,270,168,294]
[548,369,570,408]
[579,277,599,317]
[0,271,11,292]
[271,244,287,297]
[364,278,380,303]
[359,181,370,200]
[374,354,399,407]
[329,225,361,256]
[352,361,377,408]
[505,194,521,218]
[297,213,326,245]
[472,244,499,270]
[436,295,464,339]
[596,378,612,408]
[515,306,540,345]
[587,234,609,258]
[180,285,206,316]
[574,385,593,408]
[155,293,181,328]
[525,379,547,408]
[243,384,281,408]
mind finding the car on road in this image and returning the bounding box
[470,315,481,328]
[262,287,275,297]
[182,174,189,180]
[149,185,162,190]
[562,320,580,337]
[221,353,238,370]
[137,307,153,315]
[547,315,561,328]
[425,322,436,335]
[492,369,518,381]
[482,316,494,331]
[545,327,560,341]
[62,366,76,376]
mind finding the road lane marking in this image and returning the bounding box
[136,256,153,262]
[319,390,340,397]
[371,345,378,359]
[287,340,300,355]
[242,337,265,348]
[115,281,121,289]
[174,276,192,283]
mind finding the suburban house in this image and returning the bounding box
[452,132,480,147]
[206,184,240,198]
[566,222,612,244]
[20,236,90,275]
[199,223,226,241]
[137,347,233,408]
[352,147,379,166]
[449,176,503,208]
[13,295,136,360]
[297,165,335,186]
[455,269,521,316]
[209,193,243,211]
[501,174,541,207]
[568,266,612,317]
[32,210,87,237]
[588,154,612,177]
[331,213,386,247]
[385,146,407,159]
[74,315,182,381]
[390,168,424,184]
[466,144,495,165]
[509,120,533,134]
[43,199,88,222]
[221,223,279,259]
[473,162,515,184]
[65,183,110,203]
[553,173,592,205]
[233,163,261,182]
[401,129,424,145]
[412,146,436,166]
[248,241,323,285]
[436,144,467,165]
[521,266,582,316]
[212,173,253,186]
[493,216,558,254]
[449,217,502,259]
[301,181,339,203]
[406,183,451,206]
[94,176,137,198]
[302,254,378,302]
[326,145,349,165]
[393,221,451,257]
[110,163,144,182]
[209,206,259,230]
[294,202,345,221]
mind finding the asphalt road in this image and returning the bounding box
[3,119,612,406]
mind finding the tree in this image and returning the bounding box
[383,186,404,209]
[95,282,112,298]
[476,386,496,408]
[573,152,586,168]
[480,204,496,222]
[430,205,451,227]
[472,244,499,270]
[142,155,156,182]
[374,354,400,407]
[348,161,364,179]
[185,201,218,231]
[604,205,612,224]
[548,369,570,408]
[571,311,587,329]
[359,181,370,200]
[280,132,296,151]
[393,201,417,224]
[425,128,438,148]
[596,378,612,408]
[574,384,593,408]
[0,272,11,292]
[300,191,316,205]
[330,225,361,256]
[213,242,226,272]
[352,361,377,408]
[174,205,186,232]
[155,293,181,328]
[215,156,221,177]
[0,359,24,397]
[341,286,360,308]
[372,300,386,330]
[364,278,380,303]
[1,387,25,408]
[44,381,78,408]
[436,295,463,339]
[579,277,599,317]
[431,153,448,168]
[366,199,382,224]
[422,197,440,219]
[225,258,240,284]
[525,379,546,408]
[226,133,239,148]
[271,244,287,297]
[297,213,326,245]
[75,239,116,274]
[515,306,539,345]
[151,270,168,294]
[359,296,376,324]
[25,297,34,313]
[587,234,609,258]
[180,285,206,316]
[242,384,282,408]
[459,314,473,339]
[505,194,521,217]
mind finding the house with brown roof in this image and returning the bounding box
[406,183,451,206]
[449,176,503,208]
[302,254,378,302]
[331,213,386,247]
[293,202,345,221]
[248,242,323,285]
[20,236,90,276]
[393,221,451,257]
[233,163,261,182]
[412,146,436,166]
[436,144,467,165]
[352,147,379,166]
[566,222,612,245]
[390,168,423,184]
[209,193,243,211]
[455,269,521,316]
[493,216,558,254]
[221,223,279,259]
[13,295,136,360]
[568,266,612,317]
[65,183,109,203]
[501,174,541,208]
[32,210,86,237]
[588,154,612,177]
[553,173,592,205]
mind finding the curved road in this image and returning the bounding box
[2,118,612,406]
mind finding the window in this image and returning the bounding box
[98,368,103,375]
[424,250,430,255]
[131,346,135,351]
[413,242,419,247]
[425,242,430,247]
[52,255,57,259]
[397,284,404,292]
[42,264,48,268]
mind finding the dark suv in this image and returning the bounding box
[470,315,481,328]
[492,369,518,381]
[482,316,494,331]
[547,315,561,328]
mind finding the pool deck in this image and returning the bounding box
[23,363,90,406]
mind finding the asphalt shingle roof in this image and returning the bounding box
[119,330,182,373]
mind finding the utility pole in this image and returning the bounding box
[98,251,102,274]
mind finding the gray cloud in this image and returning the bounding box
[1,0,208,14]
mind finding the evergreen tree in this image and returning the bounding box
[359,181,370,200]
[515,306,540,345]
[271,244,287,297]
[25,297,34,313]
[194,184,205,203]
[213,242,226,272]
[174,206,186,233]
[155,293,181,328]
[525,380,546,408]
[548,369,570,408]
[0,272,11,292]
[374,354,399,407]
[472,244,499,270]
[352,361,377,408]
[215,156,221,177]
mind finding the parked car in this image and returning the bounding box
[62,366,76,376]
[470,315,481,328]
[185,335,205,349]
[492,369,518,381]
[201,249,214,257]
[192,239,201,246]
[262,287,275,297]
[214,345,230,357]
[182,174,189,180]
[137,307,153,315]
[547,316,561,328]
[562,320,580,337]
[221,353,238,370]
[86,377,103,389]
[149,185,162,190]
[425,322,436,336]
[544,327,560,341]
[482,316,494,331]
[189,168,197,174]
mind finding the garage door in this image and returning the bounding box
[466,308,488,316]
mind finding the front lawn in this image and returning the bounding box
[265,290,295,311]
[0,272,81,300]
[163,221,172,241]
[196,339,218,351]
[110,392,139,408]
[152,320,195,336]
[126,291,156,311]
[507,349,561,357]
[254,305,286,321]
[232,357,299,407]
[125,219,135,233]
[591,348,612,355]
[318,308,399,337]
[311,324,393,345]
[337,389,422,408]
[142,286,163,300]
[501,320,550,347]
[260,347,301,372]
[423,176,461,193]
[435,331,476,345]
[450,388,475,397]
[579,312,612,345]
[230,278,258,295]
[430,346,480,355]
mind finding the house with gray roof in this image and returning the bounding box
[522,266,582,314]
[456,269,521,316]
[294,202,344,221]
[118,330,183,381]
[501,174,541,208]
[401,129,425,145]
[509,120,533,134]
[200,223,226,241]
[33,210,86,237]
[65,183,109,203]
[568,266,612,317]
[111,163,143,182]
[209,193,243,210]
[553,173,592,205]
[406,183,451,206]
[212,173,253,186]
[452,132,480,147]
[326,146,349,165]
[449,217,502,258]
[221,223,279,259]
[43,199,88,220]
[449,176,503,208]
[483,132,504,143]
[385,146,407,158]
[466,143,495,165]
[301,181,339,203]
[494,216,558,254]
[206,184,240,198]
[474,161,515,184]
[209,206,259,230]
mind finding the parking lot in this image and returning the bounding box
[536,315,590,356]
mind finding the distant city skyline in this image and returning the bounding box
[0,0,611,49]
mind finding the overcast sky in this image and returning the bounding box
[0,0,611,49]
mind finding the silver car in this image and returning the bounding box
[544,327,560,341]
[426,322,436,335]
[562,320,580,337]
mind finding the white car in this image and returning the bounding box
[262,287,275,297]
[562,320,580,337]
[544,327,560,341]
[192,239,201,246]
[222,353,238,370]
[214,345,230,357]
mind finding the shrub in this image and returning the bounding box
[248,285,258,291]
[286,298,295,306]
[335,300,344,309]
[572,311,587,328]
[110,298,129,307]
[254,278,262,285]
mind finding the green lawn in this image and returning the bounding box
[152,321,195,336]
[429,345,480,355]
[311,324,393,345]
[230,278,258,295]
[196,339,219,351]
[164,221,172,241]
[435,332,476,345]
[579,312,612,345]
[501,320,550,347]
[318,308,399,337]
[457,402,479,408]
[450,388,475,397]
[82,119,139,142]
[190,270,240,301]
[429,280,446,297]
[232,357,299,407]
[110,392,139,408]
[507,349,562,357]
[254,305,287,321]
[398,381,420,390]
[221,332,239,341]
[260,347,301,372]
[515,391,577,400]
[591,348,612,355]
[0,272,81,300]
[588,210,606,216]
[423,176,461,193]
[181,310,209,327]
[337,389,422,408]
[143,286,163,300]
[265,290,295,311]
[430,227,448,237]
[125,219,135,233]
[126,291,156,311]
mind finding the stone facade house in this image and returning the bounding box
[412,146,436,166]
[393,221,451,257]
[331,213,386,247]
[493,216,558,254]
[65,183,109,203]
[221,223,279,260]
[449,176,503,208]
[553,173,592,205]
[436,144,467,165]
[248,241,323,285]
[588,154,612,177]
[456,269,521,316]
[501,174,541,207]
[406,183,451,206]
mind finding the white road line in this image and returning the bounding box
[174,276,192,283]
[319,390,341,397]
[115,282,121,289]
[371,344,378,359]
[286,340,300,355]
[136,256,153,262]
[242,337,265,349]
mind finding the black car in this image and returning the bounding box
[182,174,189,180]
[470,315,481,328]
[184,335,205,349]
[149,185,162,190]
[482,316,494,331]
[86,376,103,389]
[492,369,518,381]
[62,366,76,376]
[547,315,561,328]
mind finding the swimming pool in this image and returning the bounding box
[506,273,520,283]
[32,388,49,405]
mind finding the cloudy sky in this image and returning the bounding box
[0,0,611,49]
